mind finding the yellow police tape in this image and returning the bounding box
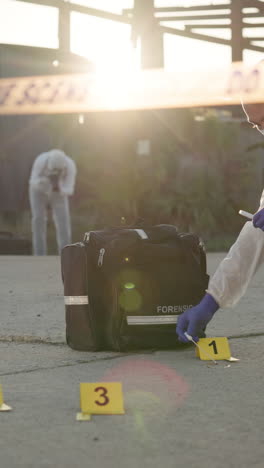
[0,61,263,115]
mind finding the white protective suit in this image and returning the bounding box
[29,149,77,255]
[207,190,264,308]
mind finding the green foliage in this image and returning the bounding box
[1,108,261,253]
[71,108,258,250]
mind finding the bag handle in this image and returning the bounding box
[83,228,148,243]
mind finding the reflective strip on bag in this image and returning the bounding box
[64,296,89,305]
[127,315,177,325]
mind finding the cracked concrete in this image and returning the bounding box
[1,254,264,468]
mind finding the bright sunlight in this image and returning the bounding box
[71,13,141,74]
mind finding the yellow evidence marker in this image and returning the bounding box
[0,385,12,411]
[195,337,232,361]
[80,382,125,416]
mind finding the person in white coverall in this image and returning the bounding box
[29,149,77,255]
[176,101,264,343]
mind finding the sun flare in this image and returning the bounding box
[71,13,141,75]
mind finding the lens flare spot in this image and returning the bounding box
[119,289,142,311]
[124,282,135,290]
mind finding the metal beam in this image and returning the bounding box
[124,1,264,14]
[61,2,132,24]
[155,12,261,20]
[243,42,264,53]
[243,0,264,11]
[159,24,264,53]
[231,0,243,61]
[160,25,231,47]
[132,0,164,69]
[14,0,264,64]
[156,14,231,21]
[243,22,264,27]
[16,0,132,24]
[185,22,264,29]
[123,4,231,14]
[124,2,264,15]
[185,24,231,29]
[15,0,60,7]
[236,42,264,53]
[58,1,70,51]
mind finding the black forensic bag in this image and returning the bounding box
[61,224,209,351]
[61,242,106,351]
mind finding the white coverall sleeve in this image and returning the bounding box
[29,153,51,193]
[29,154,46,184]
[60,158,77,196]
[207,190,264,308]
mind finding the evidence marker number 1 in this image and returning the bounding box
[0,385,12,412]
[184,333,239,363]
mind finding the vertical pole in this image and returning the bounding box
[132,0,164,69]
[58,2,71,52]
[230,0,243,62]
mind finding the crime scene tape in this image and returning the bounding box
[0,61,263,115]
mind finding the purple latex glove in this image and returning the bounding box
[253,208,264,231]
[176,293,219,343]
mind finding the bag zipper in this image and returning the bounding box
[98,248,105,267]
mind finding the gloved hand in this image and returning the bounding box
[176,293,219,343]
[253,208,264,231]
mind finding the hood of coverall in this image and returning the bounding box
[47,149,67,173]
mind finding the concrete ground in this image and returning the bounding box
[0,254,264,468]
